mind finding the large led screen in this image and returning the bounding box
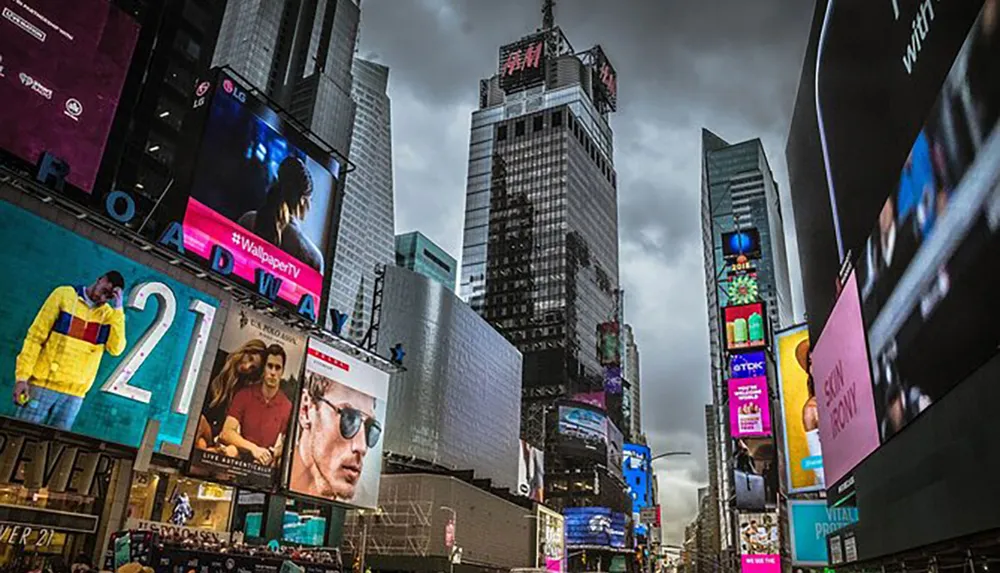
[728,376,771,438]
[788,501,858,566]
[557,405,607,460]
[0,0,139,193]
[733,438,778,511]
[563,507,626,549]
[518,440,544,502]
[288,337,389,510]
[0,200,219,453]
[537,506,565,573]
[776,326,825,493]
[812,271,879,489]
[855,5,1000,442]
[730,351,767,379]
[623,444,651,537]
[786,0,985,343]
[189,305,305,489]
[723,303,767,351]
[738,512,780,573]
[181,71,340,316]
[722,229,762,261]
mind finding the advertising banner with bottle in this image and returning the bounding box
[724,302,767,351]
[776,325,825,493]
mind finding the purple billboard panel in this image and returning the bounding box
[0,0,139,193]
[728,377,771,438]
[812,271,879,487]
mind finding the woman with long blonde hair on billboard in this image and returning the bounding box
[194,338,267,451]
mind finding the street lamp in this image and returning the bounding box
[650,451,692,463]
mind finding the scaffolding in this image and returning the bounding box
[343,479,434,558]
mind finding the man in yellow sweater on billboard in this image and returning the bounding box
[12,271,128,430]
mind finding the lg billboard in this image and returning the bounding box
[0,0,139,193]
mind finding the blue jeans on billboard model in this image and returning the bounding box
[12,385,84,430]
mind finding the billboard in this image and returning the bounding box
[727,376,771,438]
[722,229,762,261]
[733,438,778,511]
[288,337,389,509]
[723,303,767,351]
[537,505,565,573]
[563,507,626,549]
[0,0,139,193]
[776,326,825,493]
[785,0,986,343]
[812,271,879,489]
[188,305,305,489]
[726,274,760,305]
[518,440,544,502]
[0,200,219,453]
[498,34,546,93]
[591,45,618,112]
[179,70,340,318]
[730,351,767,379]
[738,512,780,573]
[597,322,621,366]
[603,365,623,394]
[557,405,607,459]
[571,391,606,410]
[788,501,859,566]
[623,444,651,537]
[855,5,1000,442]
[607,421,624,473]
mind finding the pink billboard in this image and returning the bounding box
[811,271,879,487]
[728,376,771,438]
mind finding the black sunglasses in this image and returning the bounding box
[314,396,382,448]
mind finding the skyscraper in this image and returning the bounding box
[700,129,792,559]
[624,324,642,439]
[458,9,627,551]
[212,0,360,156]
[395,231,457,291]
[330,58,396,341]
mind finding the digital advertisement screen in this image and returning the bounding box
[733,438,778,511]
[812,271,880,488]
[571,391,606,410]
[0,200,219,453]
[738,512,780,573]
[537,506,565,573]
[723,303,767,351]
[597,322,621,366]
[722,229,762,261]
[557,405,608,459]
[623,443,651,537]
[776,326,825,493]
[188,305,305,490]
[498,33,546,93]
[603,366,623,394]
[181,71,340,316]
[726,274,760,305]
[786,0,985,344]
[728,376,771,438]
[0,0,139,193]
[591,45,618,112]
[855,5,1000,443]
[288,337,389,510]
[518,440,544,502]
[563,507,626,549]
[788,501,859,566]
[730,351,767,379]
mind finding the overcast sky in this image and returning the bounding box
[357,0,814,546]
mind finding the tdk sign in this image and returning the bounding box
[730,351,766,379]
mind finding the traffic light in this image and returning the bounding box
[353,555,361,573]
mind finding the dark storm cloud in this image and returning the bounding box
[358,0,814,545]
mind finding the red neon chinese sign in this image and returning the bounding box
[502,41,544,77]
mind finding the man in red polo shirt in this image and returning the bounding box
[219,344,293,466]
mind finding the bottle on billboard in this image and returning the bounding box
[726,321,736,347]
[749,311,764,343]
[734,318,748,344]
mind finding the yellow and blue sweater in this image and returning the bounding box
[15,286,127,398]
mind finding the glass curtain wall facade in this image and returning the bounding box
[700,128,793,559]
[395,231,457,292]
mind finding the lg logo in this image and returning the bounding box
[222,78,247,103]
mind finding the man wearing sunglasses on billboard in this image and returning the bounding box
[290,372,382,502]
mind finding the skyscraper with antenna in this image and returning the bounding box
[457,1,628,565]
